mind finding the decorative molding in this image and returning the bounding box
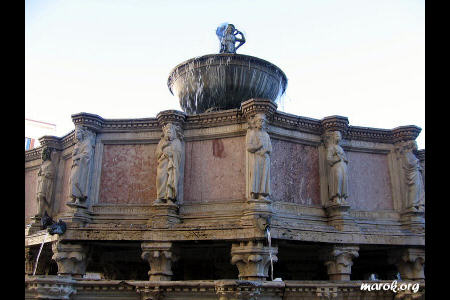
[71,112,160,132]
[25,131,76,162]
[25,278,424,299]
[185,108,246,129]
[39,136,62,150]
[26,276,77,300]
[26,112,423,163]
[25,147,43,162]
[241,98,278,120]
[272,111,322,133]
[346,126,393,143]
[156,110,187,128]
[392,126,422,143]
[321,115,349,135]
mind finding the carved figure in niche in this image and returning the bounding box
[216,23,246,54]
[155,123,183,204]
[246,113,272,200]
[36,147,56,218]
[68,126,96,206]
[399,141,425,212]
[324,131,348,205]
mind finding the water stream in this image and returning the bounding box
[266,227,274,281]
[33,232,49,276]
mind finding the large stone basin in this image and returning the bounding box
[167,54,288,114]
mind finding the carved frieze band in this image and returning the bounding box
[26,109,423,161]
[25,131,76,162]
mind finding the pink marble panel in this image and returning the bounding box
[25,168,39,218]
[346,151,393,211]
[270,139,321,206]
[184,137,246,203]
[55,158,73,214]
[99,144,158,204]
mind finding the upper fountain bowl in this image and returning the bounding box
[167,54,287,115]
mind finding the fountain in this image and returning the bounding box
[25,23,425,300]
[167,23,288,114]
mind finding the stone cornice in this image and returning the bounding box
[26,111,423,163]
[72,112,160,132]
[25,146,42,162]
[346,126,393,143]
[392,125,422,143]
[185,108,246,129]
[241,98,278,119]
[25,131,76,162]
[272,111,322,133]
[25,279,424,298]
[321,115,349,134]
[156,110,187,128]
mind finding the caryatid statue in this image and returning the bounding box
[36,146,56,218]
[155,123,184,204]
[216,23,246,54]
[324,131,349,205]
[246,113,272,200]
[68,126,96,206]
[399,141,425,212]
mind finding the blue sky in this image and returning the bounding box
[25,0,424,148]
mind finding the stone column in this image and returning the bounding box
[240,98,277,232]
[51,242,88,278]
[388,248,425,280]
[141,242,178,281]
[231,240,278,281]
[321,244,359,281]
[320,116,359,232]
[393,126,424,233]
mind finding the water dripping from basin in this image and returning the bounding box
[32,232,49,276]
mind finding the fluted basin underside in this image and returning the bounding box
[168,54,287,115]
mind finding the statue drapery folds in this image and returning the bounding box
[155,123,184,204]
[246,113,272,200]
[399,141,425,212]
[68,126,96,206]
[36,147,56,217]
[324,131,349,205]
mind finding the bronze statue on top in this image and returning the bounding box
[216,23,246,53]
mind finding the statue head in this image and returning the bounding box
[163,123,183,141]
[226,24,235,34]
[253,113,267,130]
[75,126,95,144]
[41,147,53,161]
[75,126,86,141]
[324,131,342,147]
[403,140,418,152]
